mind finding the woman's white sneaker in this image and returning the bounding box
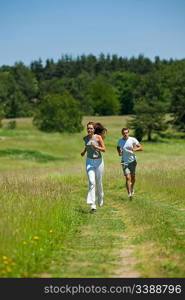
[90,204,96,211]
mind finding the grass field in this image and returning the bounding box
[0,116,185,278]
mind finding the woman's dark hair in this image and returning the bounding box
[86,121,107,139]
[87,122,107,139]
[94,122,107,139]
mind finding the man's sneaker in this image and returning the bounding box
[128,193,132,200]
[98,199,103,207]
[131,186,135,195]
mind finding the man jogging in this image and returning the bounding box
[117,128,142,199]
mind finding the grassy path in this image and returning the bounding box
[35,168,185,278]
[36,194,140,278]
[33,171,142,278]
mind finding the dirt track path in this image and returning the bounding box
[40,196,142,278]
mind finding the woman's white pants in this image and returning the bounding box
[86,157,104,209]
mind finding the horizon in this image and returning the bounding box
[1,52,184,68]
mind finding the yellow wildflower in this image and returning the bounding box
[33,236,40,241]
[6,266,12,272]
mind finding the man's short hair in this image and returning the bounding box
[121,128,129,134]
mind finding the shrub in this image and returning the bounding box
[33,92,83,133]
[7,120,17,129]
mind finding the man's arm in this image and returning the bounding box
[133,143,142,152]
[117,146,122,156]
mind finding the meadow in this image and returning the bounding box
[0,116,185,278]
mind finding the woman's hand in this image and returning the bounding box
[81,147,87,156]
[91,141,98,149]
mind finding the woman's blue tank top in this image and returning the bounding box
[84,135,102,159]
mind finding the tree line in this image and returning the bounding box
[0,54,184,140]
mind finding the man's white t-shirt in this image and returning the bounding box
[117,137,139,163]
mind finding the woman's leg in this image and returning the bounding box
[95,159,104,206]
[86,159,96,209]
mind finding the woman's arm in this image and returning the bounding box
[81,147,87,156]
[81,136,87,156]
[91,135,105,152]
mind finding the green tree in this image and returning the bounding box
[72,72,94,115]
[0,71,25,118]
[128,54,153,74]
[39,78,66,97]
[30,59,44,82]
[171,90,185,132]
[128,73,169,141]
[128,99,168,141]
[90,76,120,115]
[33,92,83,133]
[7,91,30,118]
[111,71,139,114]
[0,105,5,127]
[12,62,38,101]
[0,72,10,106]
[170,70,185,133]
[44,59,57,80]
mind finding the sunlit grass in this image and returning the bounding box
[0,175,86,277]
[0,116,184,277]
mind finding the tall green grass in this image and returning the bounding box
[0,117,184,277]
[0,174,88,277]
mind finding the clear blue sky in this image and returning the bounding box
[0,0,185,66]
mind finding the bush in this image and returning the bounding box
[33,92,84,133]
[7,120,17,129]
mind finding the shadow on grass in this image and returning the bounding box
[109,193,128,202]
[0,148,66,163]
[141,133,185,144]
[119,196,130,202]
[75,207,92,214]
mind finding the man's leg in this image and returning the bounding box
[131,174,135,194]
[125,173,132,197]
[130,161,137,195]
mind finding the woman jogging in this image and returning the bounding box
[81,122,107,211]
[117,128,142,200]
